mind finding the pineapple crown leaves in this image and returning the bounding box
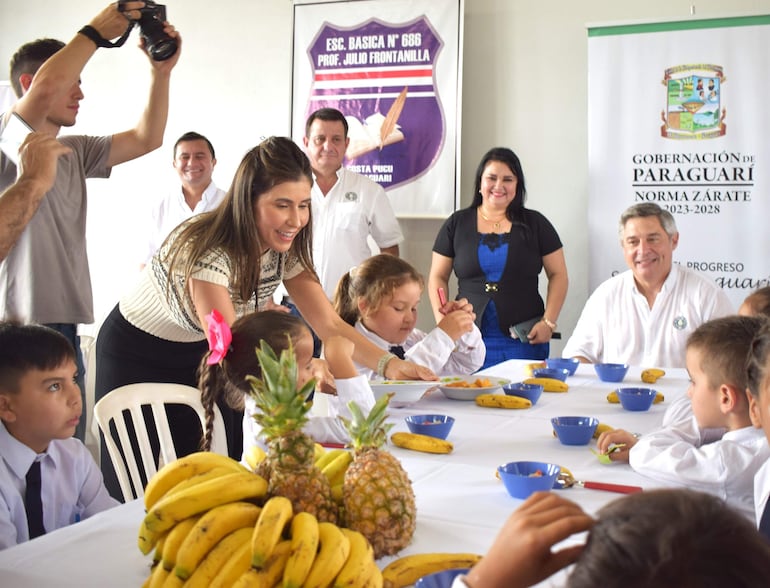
[339,392,394,451]
[245,338,316,438]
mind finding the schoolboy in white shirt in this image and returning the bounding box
[597,315,770,521]
[0,323,117,549]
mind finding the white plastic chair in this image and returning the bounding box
[92,383,228,502]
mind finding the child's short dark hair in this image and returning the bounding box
[686,315,767,392]
[0,322,75,393]
[567,488,770,588]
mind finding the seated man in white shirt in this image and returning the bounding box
[562,202,733,368]
[140,131,225,268]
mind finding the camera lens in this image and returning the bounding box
[139,18,177,61]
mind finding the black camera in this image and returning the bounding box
[122,1,177,61]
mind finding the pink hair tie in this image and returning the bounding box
[205,309,232,365]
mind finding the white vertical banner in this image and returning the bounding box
[587,15,770,310]
[292,0,463,218]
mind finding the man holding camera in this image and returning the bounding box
[0,1,181,441]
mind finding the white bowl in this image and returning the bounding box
[369,380,437,406]
[438,376,511,400]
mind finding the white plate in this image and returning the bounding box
[370,380,438,406]
[438,376,511,400]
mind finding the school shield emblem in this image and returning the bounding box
[305,17,444,190]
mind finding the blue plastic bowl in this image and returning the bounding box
[616,387,657,412]
[532,367,570,382]
[545,357,580,376]
[594,363,630,383]
[498,461,561,499]
[551,416,599,446]
[502,382,544,405]
[415,568,471,588]
[405,414,455,440]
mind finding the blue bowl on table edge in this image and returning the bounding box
[532,367,571,382]
[551,416,599,446]
[593,363,630,383]
[415,568,471,588]
[616,387,657,412]
[502,382,544,405]
[545,357,580,376]
[497,461,561,499]
[405,414,455,440]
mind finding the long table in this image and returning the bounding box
[0,360,688,587]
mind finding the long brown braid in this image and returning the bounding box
[198,310,309,451]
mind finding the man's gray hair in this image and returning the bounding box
[618,203,678,241]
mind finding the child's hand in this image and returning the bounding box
[464,492,594,588]
[596,429,638,463]
[310,358,336,394]
[437,309,476,341]
[439,296,475,316]
[385,358,437,382]
[323,336,357,381]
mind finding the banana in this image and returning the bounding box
[641,368,666,383]
[160,572,184,588]
[140,472,268,551]
[593,422,614,439]
[390,432,453,454]
[174,501,262,580]
[233,540,292,587]
[283,511,320,588]
[331,483,344,505]
[152,532,167,567]
[303,522,351,588]
[381,553,483,588]
[143,451,244,510]
[522,377,569,392]
[314,443,327,462]
[475,393,532,409]
[231,569,261,588]
[364,560,384,588]
[209,538,252,588]
[243,445,267,471]
[251,495,294,568]
[315,448,348,471]
[607,390,664,404]
[156,466,235,506]
[322,451,353,485]
[161,515,201,571]
[334,528,375,588]
[147,561,169,588]
[182,526,254,588]
[524,361,546,376]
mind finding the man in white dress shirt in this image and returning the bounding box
[140,131,225,268]
[563,202,733,368]
[303,108,403,299]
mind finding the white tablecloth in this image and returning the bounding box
[0,360,688,587]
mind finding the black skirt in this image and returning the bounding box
[94,305,243,499]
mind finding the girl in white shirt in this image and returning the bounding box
[333,254,485,378]
[198,309,373,460]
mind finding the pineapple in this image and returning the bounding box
[340,393,416,558]
[247,340,338,523]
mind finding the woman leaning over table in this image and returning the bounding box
[94,137,434,498]
[428,147,568,369]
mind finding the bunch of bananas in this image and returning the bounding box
[138,452,380,587]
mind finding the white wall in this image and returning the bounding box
[1,0,766,350]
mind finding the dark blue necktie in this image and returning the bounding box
[25,460,46,539]
[389,345,406,360]
[759,499,770,543]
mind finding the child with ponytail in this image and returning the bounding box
[333,254,485,378]
[198,310,374,459]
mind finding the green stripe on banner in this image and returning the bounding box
[588,14,770,37]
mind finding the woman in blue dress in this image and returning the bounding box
[429,147,568,369]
